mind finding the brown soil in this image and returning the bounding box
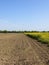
[0,33,49,65]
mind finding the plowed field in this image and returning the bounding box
[0,33,49,65]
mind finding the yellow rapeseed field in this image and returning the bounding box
[25,32,49,46]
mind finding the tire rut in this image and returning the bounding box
[25,35,49,65]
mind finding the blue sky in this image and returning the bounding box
[0,0,49,31]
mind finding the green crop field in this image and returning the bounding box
[25,32,49,46]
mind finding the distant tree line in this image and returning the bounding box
[0,30,49,33]
[0,30,24,33]
[24,31,49,33]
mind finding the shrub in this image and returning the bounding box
[3,30,8,33]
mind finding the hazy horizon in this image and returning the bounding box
[0,0,49,31]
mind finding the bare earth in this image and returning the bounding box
[0,33,49,65]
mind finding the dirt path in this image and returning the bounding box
[0,33,49,65]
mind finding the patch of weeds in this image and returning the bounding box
[47,43,49,47]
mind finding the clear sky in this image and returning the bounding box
[0,0,49,31]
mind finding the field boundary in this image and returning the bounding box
[26,34,49,47]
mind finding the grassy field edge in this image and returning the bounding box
[25,33,49,47]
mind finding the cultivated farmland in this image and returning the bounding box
[0,33,49,65]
